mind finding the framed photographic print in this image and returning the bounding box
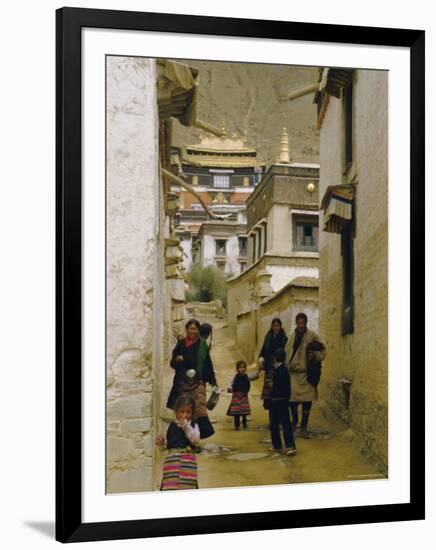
[56,6,425,543]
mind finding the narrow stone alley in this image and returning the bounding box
[189,313,384,490]
[106,58,390,497]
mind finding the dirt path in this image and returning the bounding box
[196,315,384,489]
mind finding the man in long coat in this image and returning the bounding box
[284,312,326,437]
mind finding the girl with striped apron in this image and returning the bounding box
[227,361,252,429]
[158,396,200,491]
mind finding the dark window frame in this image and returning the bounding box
[238,236,247,257]
[292,215,319,252]
[341,219,355,336]
[263,224,267,254]
[343,77,354,175]
[215,239,227,257]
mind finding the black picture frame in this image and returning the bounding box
[56,7,425,543]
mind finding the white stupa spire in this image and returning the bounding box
[278,127,290,164]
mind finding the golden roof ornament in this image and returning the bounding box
[181,130,265,168]
[212,191,228,204]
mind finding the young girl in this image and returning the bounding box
[156,395,200,490]
[227,361,253,430]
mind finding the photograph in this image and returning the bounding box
[106,57,388,494]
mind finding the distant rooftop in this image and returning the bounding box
[181,133,265,168]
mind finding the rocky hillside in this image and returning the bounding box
[171,59,320,165]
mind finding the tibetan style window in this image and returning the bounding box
[215,239,227,257]
[238,236,247,257]
[253,174,262,186]
[253,166,263,186]
[293,216,319,252]
[213,174,230,188]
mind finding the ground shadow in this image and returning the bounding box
[24,521,54,539]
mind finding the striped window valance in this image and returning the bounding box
[321,184,355,234]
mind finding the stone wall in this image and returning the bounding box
[227,254,319,330]
[106,56,161,493]
[235,311,256,363]
[319,70,388,471]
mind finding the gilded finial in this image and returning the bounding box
[220,121,227,138]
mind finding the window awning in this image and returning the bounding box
[156,60,224,136]
[157,59,198,126]
[321,184,355,233]
[319,68,354,98]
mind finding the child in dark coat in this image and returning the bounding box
[227,361,252,430]
[269,349,297,455]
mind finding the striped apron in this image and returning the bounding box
[160,448,198,491]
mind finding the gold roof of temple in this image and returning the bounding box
[181,134,265,168]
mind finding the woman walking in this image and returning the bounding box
[259,318,288,419]
[167,319,219,439]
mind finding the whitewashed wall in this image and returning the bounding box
[106,56,160,493]
[266,264,319,292]
[180,236,192,270]
[267,204,292,253]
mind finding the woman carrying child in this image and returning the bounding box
[227,360,254,430]
[167,319,219,439]
[156,395,200,490]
